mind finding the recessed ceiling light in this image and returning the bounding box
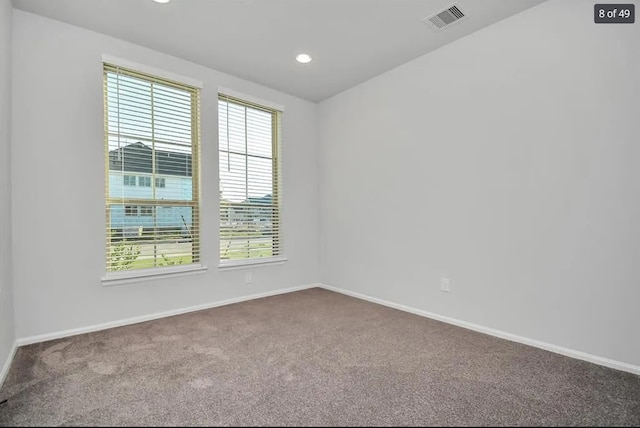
[153,0,171,4]
[295,54,312,64]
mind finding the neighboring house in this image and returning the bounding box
[221,194,274,227]
[108,142,193,237]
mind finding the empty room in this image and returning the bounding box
[0,0,639,426]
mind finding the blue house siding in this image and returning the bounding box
[108,171,193,237]
[109,205,193,237]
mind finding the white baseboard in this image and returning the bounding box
[0,340,17,389]
[16,283,319,347]
[11,282,640,377]
[319,283,640,376]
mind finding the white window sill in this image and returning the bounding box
[102,264,208,286]
[218,256,287,271]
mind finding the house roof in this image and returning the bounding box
[109,142,192,177]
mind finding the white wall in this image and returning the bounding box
[11,10,319,339]
[319,0,640,367]
[0,0,15,379]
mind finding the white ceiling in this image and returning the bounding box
[12,0,546,102]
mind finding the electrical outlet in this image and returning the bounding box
[245,272,252,284]
[441,277,450,292]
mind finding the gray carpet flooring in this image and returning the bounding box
[0,287,638,426]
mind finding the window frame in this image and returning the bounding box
[123,175,136,186]
[217,93,286,269]
[102,60,207,285]
[124,205,138,217]
[138,176,151,187]
[140,205,154,217]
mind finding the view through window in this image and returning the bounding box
[104,64,200,272]
[218,95,281,263]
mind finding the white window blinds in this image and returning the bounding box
[218,95,282,263]
[104,63,200,272]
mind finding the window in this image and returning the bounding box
[140,206,154,217]
[124,205,138,216]
[218,95,281,263]
[105,63,200,272]
[123,175,136,186]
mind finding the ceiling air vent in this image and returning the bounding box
[425,4,466,30]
